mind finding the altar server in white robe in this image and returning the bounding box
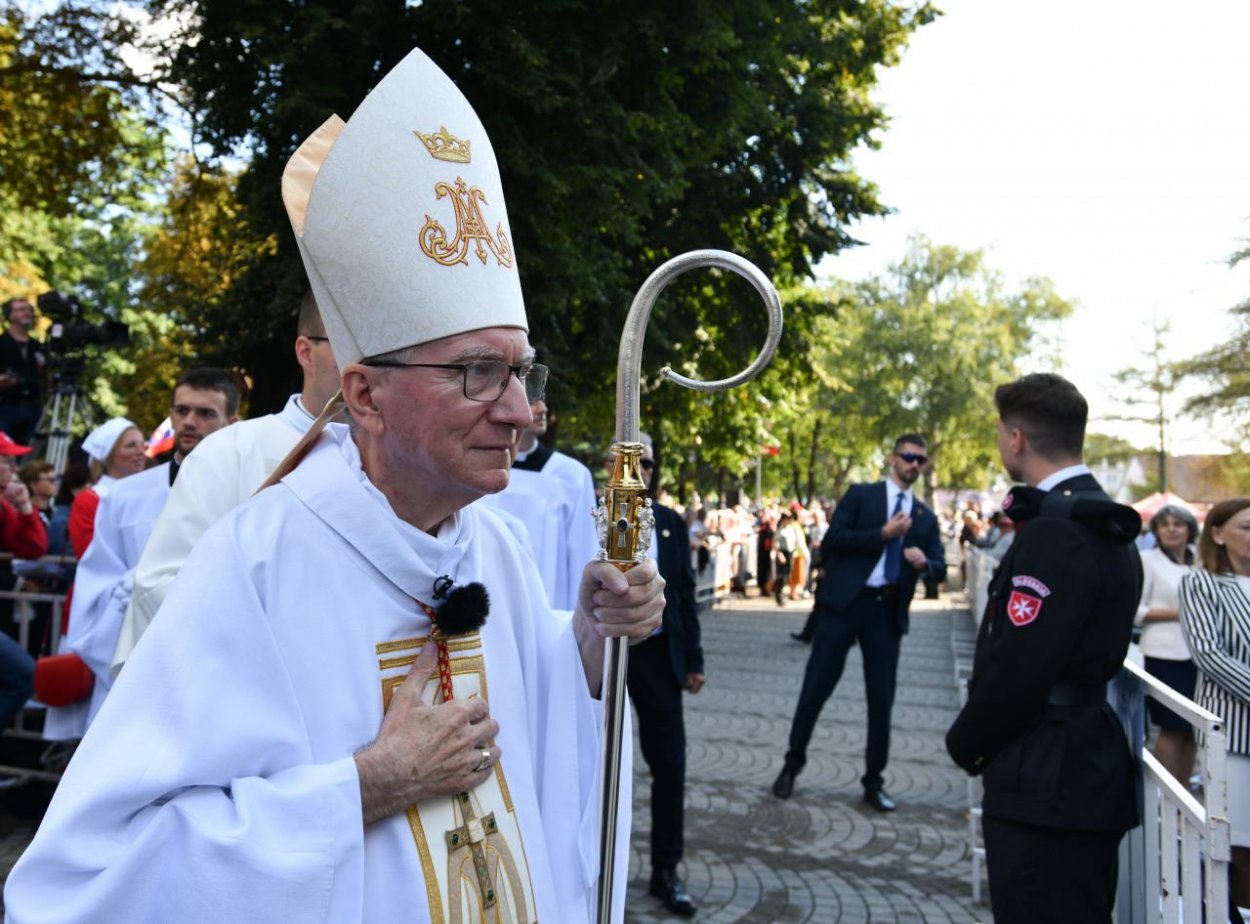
[4,46,662,924]
[112,291,340,674]
[479,396,599,610]
[44,368,239,738]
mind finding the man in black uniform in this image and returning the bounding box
[626,433,704,918]
[946,373,1142,923]
[0,298,46,446]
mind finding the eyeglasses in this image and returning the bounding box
[364,359,549,403]
[640,458,655,471]
[897,452,928,465]
[304,336,330,343]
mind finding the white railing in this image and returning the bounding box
[959,548,1233,924]
[1119,658,1230,924]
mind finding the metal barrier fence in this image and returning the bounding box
[959,547,1234,923]
[1,557,75,782]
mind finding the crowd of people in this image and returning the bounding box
[0,47,1245,924]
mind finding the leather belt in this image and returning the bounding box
[859,584,899,602]
[1046,683,1107,707]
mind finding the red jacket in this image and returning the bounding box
[0,496,48,560]
[68,488,100,559]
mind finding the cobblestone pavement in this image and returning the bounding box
[625,593,987,923]
[0,595,988,923]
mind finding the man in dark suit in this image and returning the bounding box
[627,433,704,918]
[773,434,946,810]
[946,374,1141,923]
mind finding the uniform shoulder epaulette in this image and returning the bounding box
[1003,485,1139,546]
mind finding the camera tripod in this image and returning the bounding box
[37,381,95,477]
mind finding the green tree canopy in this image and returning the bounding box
[763,238,1074,503]
[137,0,936,428]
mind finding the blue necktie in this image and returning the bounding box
[883,492,904,583]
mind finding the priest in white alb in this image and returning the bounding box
[43,367,239,739]
[111,291,341,675]
[4,47,661,924]
[478,394,600,610]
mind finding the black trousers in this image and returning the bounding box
[784,594,901,792]
[983,815,1122,923]
[626,634,686,873]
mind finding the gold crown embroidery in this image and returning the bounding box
[415,126,471,164]
[419,178,515,269]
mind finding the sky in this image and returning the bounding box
[818,0,1250,456]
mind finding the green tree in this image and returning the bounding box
[139,0,936,431]
[1109,320,1176,491]
[770,238,1074,503]
[0,1,171,436]
[1176,233,1250,439]
[0,2,167,218]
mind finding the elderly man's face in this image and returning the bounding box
[372,327,535,503]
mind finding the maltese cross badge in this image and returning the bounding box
[1007,590,1042,627]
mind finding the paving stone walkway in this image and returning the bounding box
[624,594,987,923]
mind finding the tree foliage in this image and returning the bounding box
[0,2,167,217]
[765,238,1073,503]
[134,0,937,445]
[1172,231,1250,451]
[1177,299,1250,431]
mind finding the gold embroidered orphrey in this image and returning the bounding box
[414,127,514,269]
[377,634,537,924]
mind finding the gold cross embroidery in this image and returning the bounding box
[445,792,500,908]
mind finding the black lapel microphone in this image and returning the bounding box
[431,575,490,635]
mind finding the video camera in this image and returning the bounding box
[36,292,131,354]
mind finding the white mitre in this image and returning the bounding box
[282,47,527,366]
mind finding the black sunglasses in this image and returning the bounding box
[639,458,655,471]
[897,451,928,465]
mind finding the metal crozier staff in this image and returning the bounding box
[594,249,783,923]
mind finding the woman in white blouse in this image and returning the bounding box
[1179,497,1250,910]
[1136,504,1199,785]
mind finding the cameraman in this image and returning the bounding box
[0,298,47,446]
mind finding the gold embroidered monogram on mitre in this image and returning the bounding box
[376,633,536,924]
[418,178,514,269]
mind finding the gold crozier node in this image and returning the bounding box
[596,441,653,571]
[419,178,515,269]
[445,792,500,910]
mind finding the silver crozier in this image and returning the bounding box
[593,249,783,922]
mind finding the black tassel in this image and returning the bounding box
[433,581,490,636]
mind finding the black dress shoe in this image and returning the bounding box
[649,869,697,917]
[862,788,897,812]
[772,766,797,799]
[789,631,812,643]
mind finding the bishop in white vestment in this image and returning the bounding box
[6,428,632,922]
[6,46,661,924]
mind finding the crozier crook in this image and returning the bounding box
[594,249,782,923]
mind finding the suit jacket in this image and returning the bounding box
[946,473,1141,832]
[650,503,703,685]
[1178,568,1250,757]
[816,481,947,634]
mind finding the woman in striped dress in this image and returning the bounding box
[1179,496,1250,910]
